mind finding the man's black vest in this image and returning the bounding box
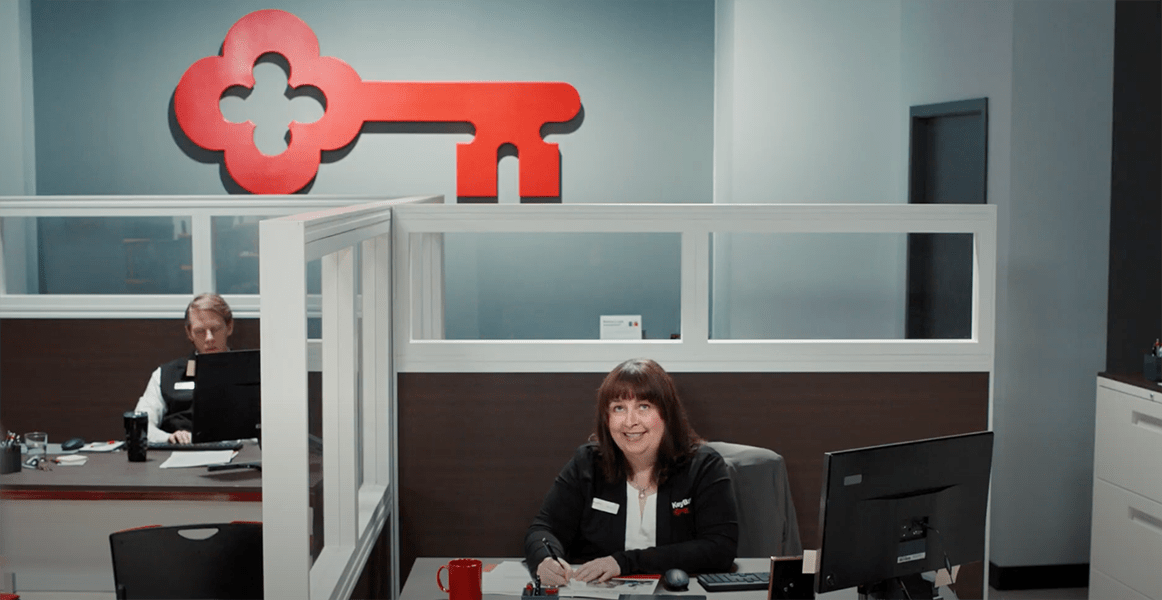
[159,356,196,433]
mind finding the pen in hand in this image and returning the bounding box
[541,537,570,584]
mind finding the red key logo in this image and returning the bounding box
[174,9,582,197]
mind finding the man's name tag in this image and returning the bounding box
[174,381,195,391]
[592,498,619,514]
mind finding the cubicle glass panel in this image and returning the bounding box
[438,232,682,340]
[710,232,975,340]
[353,255,365,490]
[213,217,321,294]
[309,365,325,563]
[12,217,193,294]
[2,217,38,294]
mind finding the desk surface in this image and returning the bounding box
[1099,371,1162,394]
[402,557,818,600]
[399,558,963,600]
[0,442,261,500]
[1,442,264,593]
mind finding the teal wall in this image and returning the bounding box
[29,0,714,199]
[22,0,715,338]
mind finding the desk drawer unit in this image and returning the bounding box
[1095,382,1162,501]
[1091,568,1152,600]
[1090,480,1162,599]
[1091,376,1162,600]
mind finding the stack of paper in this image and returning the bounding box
[479,561,658,598]
[159,450,237,469]
[555,577,657,598]
[80,441,124,452]
[481,561,534,595]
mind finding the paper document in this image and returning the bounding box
[80,441,124,452]
[556,576,657,598]
[479,561,658,598]
[481,561,534,595]
[159,450,237,469]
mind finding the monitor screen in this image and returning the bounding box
[192,349,261,443]
[815,431,994,599]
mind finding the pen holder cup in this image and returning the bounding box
[1145,354,1162,382]
[770,556,815,600]
[1,444,22,474]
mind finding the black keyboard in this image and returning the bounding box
[149,440,244,451]
[697,571,770,592]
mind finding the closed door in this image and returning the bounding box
[906,98,988,340]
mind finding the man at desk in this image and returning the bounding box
[132,293,234,445]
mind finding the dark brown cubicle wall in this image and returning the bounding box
[399,371,990,598]
[0,319,260,440]
[0,318,392,598]
[1,319,989,598]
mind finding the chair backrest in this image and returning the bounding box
[109,522,263,600]
[707,441,803,558]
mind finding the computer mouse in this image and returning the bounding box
[662,568,689,591]
[61,437,85,452]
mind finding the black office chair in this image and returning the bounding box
[707,441,803,557]
[109,522,263,599]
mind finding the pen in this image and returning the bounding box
[541,537,566,582]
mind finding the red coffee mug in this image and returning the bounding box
[437,558,482,600]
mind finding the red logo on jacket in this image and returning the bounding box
[672,497,691,516]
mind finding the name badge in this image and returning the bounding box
[591,498,619,515]
[174,381,195,391]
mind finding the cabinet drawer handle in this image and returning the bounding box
[1130,507,1162,536]
[1131,411,1162,434]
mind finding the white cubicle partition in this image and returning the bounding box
[0,198,996,599]
[0,195,390,318]
[388,202,997,600]
[259,195,440,600]
[391,203,997,375]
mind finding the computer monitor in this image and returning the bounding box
[814,431,994,600]
[192,349,261,443]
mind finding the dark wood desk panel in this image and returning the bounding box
[398,370,990,597]
[677,371,990,549]
[0,318,261,442]
[398,372,603,585]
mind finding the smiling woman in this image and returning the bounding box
[524,358,739,585]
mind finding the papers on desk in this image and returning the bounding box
[482,561,534,595]
[80,441,124,452]
[556,577,657,598]
[480,561,658,598]
[159,450,237,469]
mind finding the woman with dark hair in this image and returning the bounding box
[524,358,738,585]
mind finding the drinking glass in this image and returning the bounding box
[23,431,47,465]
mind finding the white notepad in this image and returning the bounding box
[159,450,237,469]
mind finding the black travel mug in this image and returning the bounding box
[123,411,148,462]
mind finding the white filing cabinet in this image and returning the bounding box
[1090,375,1162,600]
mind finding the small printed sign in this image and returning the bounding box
[600,315,642,340]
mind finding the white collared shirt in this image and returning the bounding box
[624,482,658,550]
[134,367,171,443]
